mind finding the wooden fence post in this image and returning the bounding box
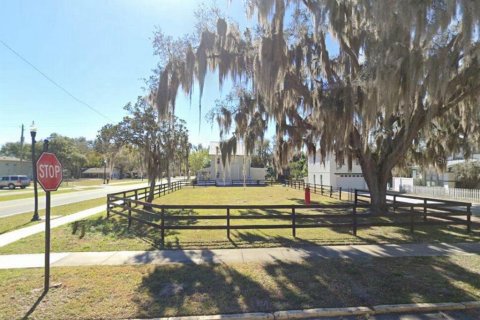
[330,186,333,198]
[127,199,132,229]
[339,187,342,200]
[423,199,427,222]
[467,203,471,233]
[135,190,138,205]
[393,195,396,212]
[161,208,165,247]
[354,189,358,207]
[321,184,324,195]
[123,192,126,206]
[106,195,111,218]
[410,205,415,233]
[292,207,296,238]
[227,207,231,240]
[352,202,357,236]
[314,183,316,194]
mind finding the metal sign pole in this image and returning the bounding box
[44,190,50,292]
[43,139,50,293]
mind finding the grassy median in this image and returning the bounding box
[1,255,479,319]
[0,198,107,235]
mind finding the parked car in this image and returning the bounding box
[0,175,31,189]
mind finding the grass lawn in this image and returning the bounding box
[61,178,140,187]
[1,255,479,319]
[0,186,478,254]
[0,198,107,235]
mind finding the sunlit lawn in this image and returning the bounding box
[0,187,100,202]
[0,198,107,235]
[0,186,478,254]
[1,255,480,319]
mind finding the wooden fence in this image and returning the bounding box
[106,180,189,214]
[355,189,472,233]
[106,184,472,246]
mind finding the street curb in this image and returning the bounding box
[273,306,372,319]
[130,301,480,319]
[462,301,480,309]
[131,313,274,320]
[372,302,465,314]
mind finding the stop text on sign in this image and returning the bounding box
[38,164,61,179]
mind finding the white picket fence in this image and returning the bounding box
[407,186,480,202]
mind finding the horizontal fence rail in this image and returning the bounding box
[106,185,473,247]
[106,180,190,216]
[355,189,472,233]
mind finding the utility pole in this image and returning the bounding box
[20,124,24,162]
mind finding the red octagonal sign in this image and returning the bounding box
[36,152,63,191]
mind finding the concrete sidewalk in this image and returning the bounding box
[1,242,479,269]
[0,204,106,247]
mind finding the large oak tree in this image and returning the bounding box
[153,0,480,211]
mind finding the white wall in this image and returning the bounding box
[198,154,266,182]
[392,177,414,192]
[307,151,367,189]
[307,153,333,186]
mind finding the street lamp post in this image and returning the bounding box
[30,121,39,221]
[103,160,107,184]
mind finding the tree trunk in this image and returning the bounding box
[355,147,391,214]
[146,176,156,203]
[167,160,171,188]
[363,169,388,213]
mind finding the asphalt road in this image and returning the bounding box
[0,180,178,218]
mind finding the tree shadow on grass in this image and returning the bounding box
[70,208,200,249]
[354,223,480,245]
[133,250,274,318]
[132,253,480,317]
[68,207,480,250]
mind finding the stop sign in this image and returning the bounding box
[36,152,63,191]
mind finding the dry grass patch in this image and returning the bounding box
[1,255,479,319]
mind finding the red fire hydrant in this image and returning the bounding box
[305,186,311,205]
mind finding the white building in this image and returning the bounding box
[0,156,33,178]
[197,142,267,185]
[307,152,367,190]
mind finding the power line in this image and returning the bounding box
[0,39,112,121]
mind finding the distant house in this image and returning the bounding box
[82,167,120,179]
[0,156,33,178]
[307,152,367,190]
[408,153,480,188]
[196,142,267,186]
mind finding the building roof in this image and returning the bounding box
[0,156,24,162]
[82,167,113,174]
[208,141,246,156]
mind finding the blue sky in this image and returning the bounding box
[0,0,251,147]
